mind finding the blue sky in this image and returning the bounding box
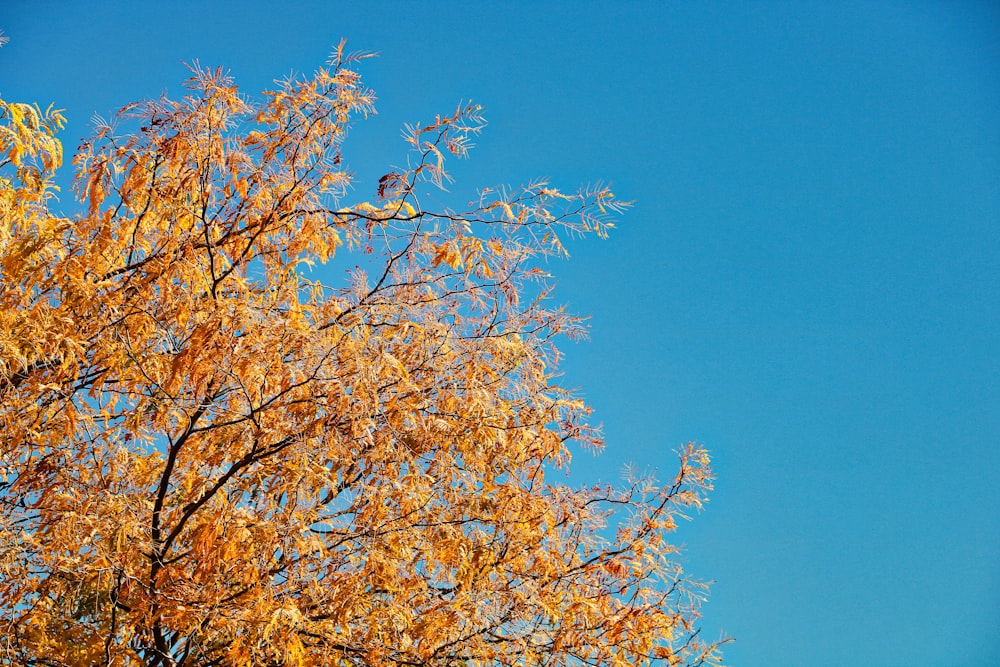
[2,2,998,664]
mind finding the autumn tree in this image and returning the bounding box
[0,45,724,667]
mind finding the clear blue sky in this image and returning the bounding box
[2,2,997,664]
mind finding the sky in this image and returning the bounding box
[2,1,998,665]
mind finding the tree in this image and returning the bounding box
[0,45,724,667]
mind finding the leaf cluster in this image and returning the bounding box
[0,46,725,667]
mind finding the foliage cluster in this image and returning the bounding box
[0,46,722,666]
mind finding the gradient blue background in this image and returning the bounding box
[2,2,997,665]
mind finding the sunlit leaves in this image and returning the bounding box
[0,47,724,667]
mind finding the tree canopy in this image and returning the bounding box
[0,46,723,667]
